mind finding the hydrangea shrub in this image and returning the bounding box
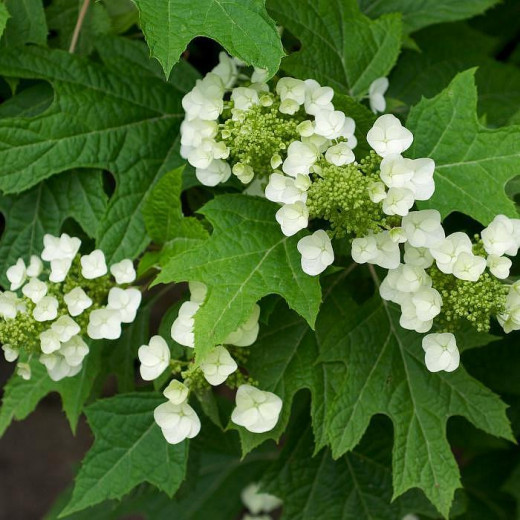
[1,1,520,519]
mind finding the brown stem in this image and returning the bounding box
[69,0,91,53]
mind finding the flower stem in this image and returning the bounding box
[69,0,90,53]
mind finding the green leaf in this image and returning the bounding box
[0,45,187,261]
[0,343,102,436]
[245,273,513,517]
[155,194,322,361]
[266,413,452,520]
[142,166,208,245]
[388,23,520,127]
[132,0,284,78]
[268,0,402,96]
[61,393,188,516]
[0,2,10,39]
[1,0,47,46]
[407,69,520,224]
[358,0,499,34]
[0,170,107,285]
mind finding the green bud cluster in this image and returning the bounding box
[221,102,303,177]
[306,152,394,238]
[0,306,46,355]
[429,265,508,332]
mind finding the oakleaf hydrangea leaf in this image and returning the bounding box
[407,69,520,224]
[61,393,188,516]
[358,0,499,34]
[0,43,188,261]
[245,274,513,517]
[155,194,322,361]
[1,0,47,46]
[0,170,107,286]
[133,0,284,78]
[265,414,449,520]
[267,0,402,96]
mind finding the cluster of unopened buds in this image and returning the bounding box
[180,52,520,376]
[138,282,282,445]
[1,234,139,381]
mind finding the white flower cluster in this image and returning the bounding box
[241,482,282,520]
[139,281,282,444]
[1,233,138,381]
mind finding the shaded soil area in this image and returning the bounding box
[0,360,92,520]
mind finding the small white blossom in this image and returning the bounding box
[64,287,93,317]
[487,254,512,279]
[6,258,27,291]
[81,249,108,279]
[2,344,18,362]
[241,483,282,514]
[499,283,520,333]
[60,335,89,367]
[372,232,402,270]
[296,120,315,137]
[407,158,435,200]
[304,79,334,115]
[403,244,434,269]
[382,187,415,216]
[314,110,350,140]
[163,380,189,405]
[200,345,238,386]
[279,98,300,115]
[481,215,519,257]
[87,308,122,340]
[0,291,19,319]
[297,230,334,276]
[33,295,59,322]
[251,67,269,84]
[49,257,73,283]
[154,401,201,444]
[110,259,136,284]
[171,301,200,348]
[231,384,282,433]
[302,133,330,153]
[366,114,413,157]
[196,159,231,187]
[182,73,224,121]
[368,77,389,113]
[325,142,355,166]
[379,154,414,188]
[394,264,431,293]
[22,278,47,303]
[42,233,81,262]
[51,315,80,342]
[212,51,238,88]
[275,202,309,236]
[39,329,61,354]
[107,287,141,323]
[399,299,433,333]
[17,362,31,380]
[367,181,387,203]
[265,173,309,205]
[282,141,319,176]
[180,118,218,151]
[276,77,306,105]
[189,281,207,304]
[225,304,260,347]
[232,87,260,111]
[452,252,486,282]
[412,287,442,321]
[402,210,445,248]
[138,335,171,381]
[26,255,43,278]
[430,232,473,274]
[232,162,255,184]
[422,333,459,372]
[351,236,378,264]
